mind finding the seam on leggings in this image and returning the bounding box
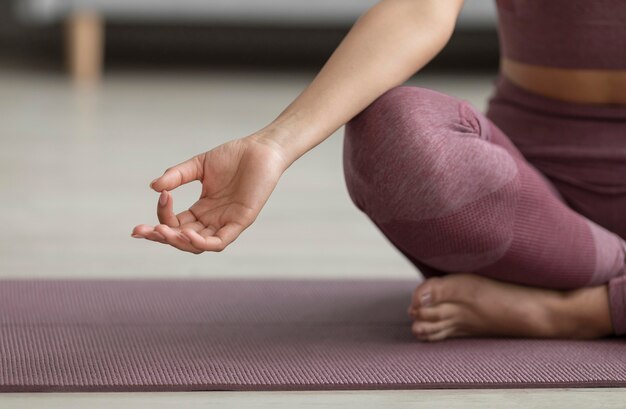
[621,240,626,276]
[458,101,492,142]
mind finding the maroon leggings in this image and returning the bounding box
[343,75,626,335]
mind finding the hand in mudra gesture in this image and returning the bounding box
[132,136,288,254]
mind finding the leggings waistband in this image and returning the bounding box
[490,74,626,121]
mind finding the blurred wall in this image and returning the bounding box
[0,2,499,73]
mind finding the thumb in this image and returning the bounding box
[150,155,203,192]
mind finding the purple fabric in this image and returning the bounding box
[487,75,626,334]
[343,81,626,333]
[0,279,625,392]
[495,0,626,69]
[487,75,626,240]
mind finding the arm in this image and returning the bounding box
[255,0,464,166]
[132,0,464,253]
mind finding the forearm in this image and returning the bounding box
[255,0,463,166]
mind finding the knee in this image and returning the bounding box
[342,86,465,211]
[343,85,468,176]
[345,86,454,149]
[342,85,517,223]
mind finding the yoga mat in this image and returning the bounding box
[0,279,625,392]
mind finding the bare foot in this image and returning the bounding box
[407,274,613,342]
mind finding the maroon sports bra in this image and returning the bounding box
[495,0,626,69]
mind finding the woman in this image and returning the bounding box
[132,0,626,341]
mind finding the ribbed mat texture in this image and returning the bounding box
[1,279,625,392]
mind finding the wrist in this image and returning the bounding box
[247,127,298,171]
[252,118,318,167]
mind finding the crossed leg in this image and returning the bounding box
[343,86,626,341]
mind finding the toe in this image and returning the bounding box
[411,277,451,309]
[411,277,447,310]
[412,319,455,341]
[414,303,458,322]
[422,326,461,342]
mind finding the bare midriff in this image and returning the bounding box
[501,58,626,106]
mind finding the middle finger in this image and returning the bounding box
[155,224,203,254]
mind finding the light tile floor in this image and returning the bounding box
[0,67,622,407]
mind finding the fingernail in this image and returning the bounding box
[179,233,191,243]
[131,234,142,239]
[150,178,158,188]
[420,292,432,307]
[159,191,168,206]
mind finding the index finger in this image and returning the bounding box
[151,155,203,192]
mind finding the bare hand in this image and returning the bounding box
[132,136,288,254]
